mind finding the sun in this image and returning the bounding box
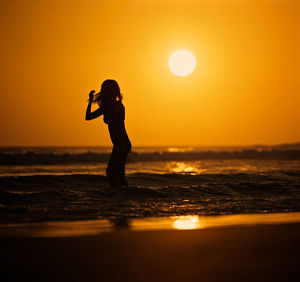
[168,49,196,77]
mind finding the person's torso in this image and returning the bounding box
[104,102,131,146]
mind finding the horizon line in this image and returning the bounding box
[0,142,299,148]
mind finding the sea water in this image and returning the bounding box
[0,145,299,223]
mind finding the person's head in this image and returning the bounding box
[93,79,122,107]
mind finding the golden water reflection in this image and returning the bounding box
[1,213,300,237]
[170,162,204,174]
[167,147,195,153]
[172,216,202,230]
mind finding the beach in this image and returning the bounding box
[1,0,298,280]
[1,146,299,281]
[1,216,299,282]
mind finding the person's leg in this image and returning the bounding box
[106,150,119,187]
[115,150,129,187]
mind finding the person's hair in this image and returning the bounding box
[93,79,123,108]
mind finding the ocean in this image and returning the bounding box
[0,144,299,223]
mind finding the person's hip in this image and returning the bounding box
[112,140,131,154]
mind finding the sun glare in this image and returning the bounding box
[168,49,196,77]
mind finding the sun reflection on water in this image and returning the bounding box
[2,213,300,237]
[172,216,202,230]
[167,147,195,152]
[170,162,203,175]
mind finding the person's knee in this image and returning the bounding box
[106,165,114,177]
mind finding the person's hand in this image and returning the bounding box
[89,90,95,101]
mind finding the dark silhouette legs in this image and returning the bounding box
[106,144,131,187]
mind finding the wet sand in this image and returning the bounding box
[1,220,299,282]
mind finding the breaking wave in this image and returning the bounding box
[1,149,300,165]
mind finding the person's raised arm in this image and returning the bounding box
[85,90,103,121]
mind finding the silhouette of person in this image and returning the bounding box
[85,79,131,187]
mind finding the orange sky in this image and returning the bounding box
[0,0,299,146]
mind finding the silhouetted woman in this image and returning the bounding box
[85,79,131,187]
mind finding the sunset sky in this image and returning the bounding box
[0,0,299,146]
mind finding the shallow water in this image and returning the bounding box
[1,212,300,238]
[0,146,299,223]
